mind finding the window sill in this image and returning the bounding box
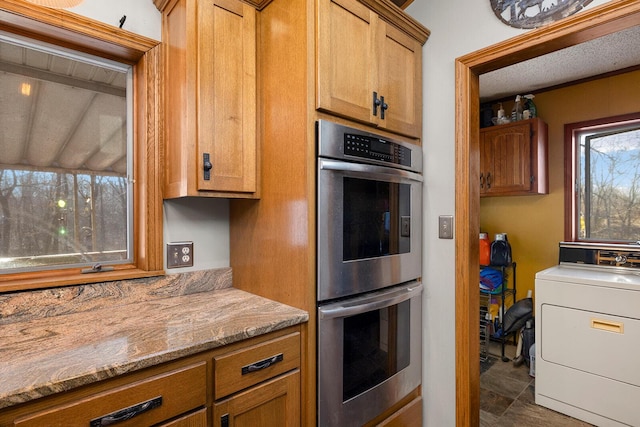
[0,268,165,293]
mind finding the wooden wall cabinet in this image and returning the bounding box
[317,0,423,138]
[0,327,301,427]
[480,118,548,197]
[160,0,258,198]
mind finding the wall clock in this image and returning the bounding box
[490,0,593,29]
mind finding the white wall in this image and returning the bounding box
[69,0,161,40]
[403,0,611,425]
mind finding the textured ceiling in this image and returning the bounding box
[479,24,640,102]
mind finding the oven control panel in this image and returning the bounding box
[344,133,411,167]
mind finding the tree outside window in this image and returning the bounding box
[566,113,640,243]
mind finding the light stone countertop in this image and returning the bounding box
[0,268,308,409]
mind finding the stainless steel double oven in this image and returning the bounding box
[316,120,423,426]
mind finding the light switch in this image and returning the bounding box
[439,215,454,239]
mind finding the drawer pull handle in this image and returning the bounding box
[89,396,162,426]
[591,318,624,334]
[241,353,284,375]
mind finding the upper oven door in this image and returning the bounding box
[317,158,423,301]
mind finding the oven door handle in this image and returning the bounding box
[319,159,423,183]
[318,282,423,319]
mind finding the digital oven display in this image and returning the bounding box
[343,133,411,167]
[370,139,393,155]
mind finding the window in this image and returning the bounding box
[0,3,162,292]
[565,113,640,243]
[0,34,132,272]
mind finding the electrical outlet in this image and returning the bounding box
[167,242,194,268]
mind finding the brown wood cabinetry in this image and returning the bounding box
[160,0,258,198]
[229,0,428,425]
[212,370,300,427]
[480,118,548,197]
[11,363,207,427]
[376,396,423,426]
[0,326,301,427]
[317,0,423,138]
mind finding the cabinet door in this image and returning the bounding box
[197,0,257,194]
[213,370,300,427]
[317,0,377,125]
[317,0,422,138]
[480,121,532,196]
[377,22,422,138]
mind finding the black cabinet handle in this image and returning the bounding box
[89,396,162,426]
[380,95,388,119]
[372,91,382,116]
[486,172,492,189]
[480,173,484,189]
[372,92,389,119]
[241,353,284,375]
[203,153,212,181]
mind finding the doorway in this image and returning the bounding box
[453,1,640,424]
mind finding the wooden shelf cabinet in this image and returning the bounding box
[317,0,424,138]
[0,326,302,427]
[160,0,258,198]
[480,118,548,197]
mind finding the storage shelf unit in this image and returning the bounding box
[479,292,490,362]
[480,262,517,361]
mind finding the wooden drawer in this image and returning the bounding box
[213,331,300,399]
[13,362,206,427]
[157,407,207,427]
[376,396,422,426]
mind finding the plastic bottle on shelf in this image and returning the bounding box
[490,233,512,266]
[479,232,491,265]
[523,94,537,118]
[511,95,523,122]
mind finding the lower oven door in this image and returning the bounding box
[317,158,423,301]
[317,281,423,427]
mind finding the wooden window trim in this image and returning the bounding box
[0,1,164,293]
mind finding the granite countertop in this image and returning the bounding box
[0,268,308,410]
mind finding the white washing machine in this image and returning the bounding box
[535,242,640,427]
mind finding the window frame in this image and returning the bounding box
[564,111,640,243]
[0,2,164,292]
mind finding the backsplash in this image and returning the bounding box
[0,268,232,325]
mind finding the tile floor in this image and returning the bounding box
[479,343,593,427]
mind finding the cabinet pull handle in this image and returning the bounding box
[480,173,484,189]
[241,353,284,375]
[373,91,381,117]
[591,318,624,334]
[221,414,229,427]
[89,396,162,426]
[380,95,388,119]
[203,153,213,181]
[486,172,491,188]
